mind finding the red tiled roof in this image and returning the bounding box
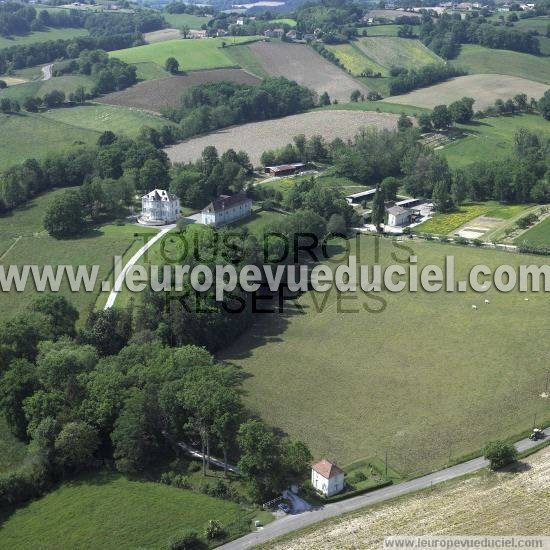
[312,459,344,479]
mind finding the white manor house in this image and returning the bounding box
[201,193,252,227]
[139,189,180,225]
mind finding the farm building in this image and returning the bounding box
[345,188,377,205]
[387,205,413,227]
[264,28,285,38]
[264,163,306,177]
[189,29,208,38]
[311,459,345,497]
[201,193,253,227]
[139,189,180,226]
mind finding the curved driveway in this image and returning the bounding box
[221,428,550,549]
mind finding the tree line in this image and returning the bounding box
[420,12,541,58]
[0,8,165,74]
[0,2,83,37]
[388,64,466,95]
[164,78,316,140]
[0,294,312,510]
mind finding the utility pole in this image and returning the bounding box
[533,412,537,428]
[385,450,388,479]
[545,369,549,394]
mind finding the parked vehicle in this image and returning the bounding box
[529,428,545,441]
[278,503,291,514]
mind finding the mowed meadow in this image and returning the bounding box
[222,236,550,475]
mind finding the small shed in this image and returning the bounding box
[387,205,412,227]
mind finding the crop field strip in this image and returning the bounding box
[164,110,400,165]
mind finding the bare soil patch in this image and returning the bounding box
[97,68,261,113]
[248,41,369,102]
[165,110,399,165]
[385,74,549,110]
[143,28,182,44]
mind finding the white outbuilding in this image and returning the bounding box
[311,459,345,497]
[139,189,180,225]
[201,193,252,227]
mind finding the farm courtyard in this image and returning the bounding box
[222,236,550,476]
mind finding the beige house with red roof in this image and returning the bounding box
[311,459,345,497]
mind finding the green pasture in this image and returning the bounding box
[451,45,550,84]
[366,24,403,37]
[442,114,550,169]
[163,13,211,29]
[0,27,89,51]
[514,215,550,247]
[0,471,248,549]
[109,37,261,73]
[221,236,550,475]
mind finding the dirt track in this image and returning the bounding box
[165,110,399,165]
[248,41,369,102]
[97,68,261,113]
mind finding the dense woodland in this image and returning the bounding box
[0,293,312,510]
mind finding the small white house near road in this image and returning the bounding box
[311,459,345,497]
[387,205,412,227]
[201,193,252,227]
[139,189,180,225]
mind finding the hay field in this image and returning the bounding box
[385,74,549,110]
[366,9,422,20]
[221,237,550,475]
[355,37,443,71]
[451,45,550,84]
[247,41,369,101]
[98,69,261,112]
[165,110,399,164]
[325,43,387,76]
[269,447,550,549]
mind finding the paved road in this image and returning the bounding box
[104,224,175,309]
[221,428,550,549]
[42,63,53,81]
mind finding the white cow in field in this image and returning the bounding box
[472,305,478,310]
[484,299,490,304]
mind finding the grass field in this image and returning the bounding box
[0,74,96,104]
[385,74,549,110]
[270,447,550,549]
[356,37,443,71]
[163,13,211,29]
[221,236,550,475]
[0,416,27,474]
[513,15,550,34]
[442,114,550,169]
[224,44,270,78]
[40,103,172,135]
[133,61,170,81]
[0,112,98,169]
[0,471,248,549]
[0,27,88,50]
[514,216,550,247]
[269,18,297,27]
[365,24,403,37]
[110,37,260,73]
[231,210,286,235]
[539,36,550,56]
[451,45,550,84]
[0,188,157,319]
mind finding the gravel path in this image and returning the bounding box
[165,110,400,165]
